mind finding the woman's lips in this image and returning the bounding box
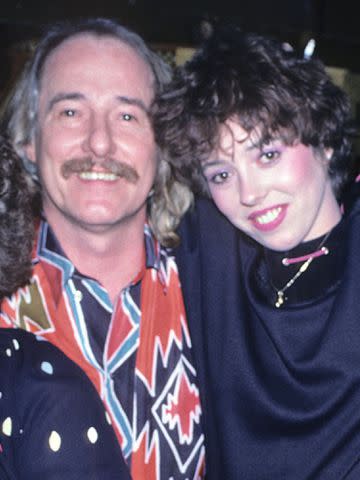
[248,204,288,232]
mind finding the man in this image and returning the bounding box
[0,135,130,479]
[0,18,204,479]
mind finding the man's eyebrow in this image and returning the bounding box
[46,92,85,113]
[115,96,150,115]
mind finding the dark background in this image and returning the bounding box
[1,0,360,105]
[0,0,359,67]
[1,1,360,170]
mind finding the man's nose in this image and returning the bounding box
[83,114,115,158]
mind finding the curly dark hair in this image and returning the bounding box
[0,134,36,298]
[154,26,355,199]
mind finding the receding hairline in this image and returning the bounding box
[38,31,155,87]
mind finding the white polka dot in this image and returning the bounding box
[105,411,112,425]
[36,336,47,342]
[12,339,20,350]
[74,290,83,302]
[41,361,54,375]
[5,348,12,357]
[0,392,2,399]
[49,431,61,452]
[2,417,12,436]
[87,427,98,444]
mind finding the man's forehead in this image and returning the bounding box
[38,32,155,105]
[40,32,152,82]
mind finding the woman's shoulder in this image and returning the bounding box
[342,179,360,217]
[177,196,239,249]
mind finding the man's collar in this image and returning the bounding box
[34,220,163,287]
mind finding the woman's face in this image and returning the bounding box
[202,120,341,251]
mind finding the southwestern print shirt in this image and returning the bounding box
[0,221,205,480]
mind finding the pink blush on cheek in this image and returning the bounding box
[281,144,322,186]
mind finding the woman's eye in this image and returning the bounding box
[208,171,231,184]
[259,150,280,164]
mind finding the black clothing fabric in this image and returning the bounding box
[0,329,130,480]
[176,195,360,479]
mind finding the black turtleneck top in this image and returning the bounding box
[255,216,345,307]
[176,191,360,480]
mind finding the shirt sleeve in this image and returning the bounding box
[0,329,131,480]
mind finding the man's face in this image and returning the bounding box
[26,33,158,232]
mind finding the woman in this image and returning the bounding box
[155,27,360,479]
[0,135,130,478]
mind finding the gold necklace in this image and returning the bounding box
[274,231,331,308]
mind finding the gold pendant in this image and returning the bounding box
[275,290,284,308]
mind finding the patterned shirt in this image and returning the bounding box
[0,221,205,479]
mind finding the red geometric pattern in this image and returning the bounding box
[0,221,205,479]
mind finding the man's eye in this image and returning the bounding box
[61,109,76,117]
[122,113,134,121]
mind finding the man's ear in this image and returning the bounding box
[24,141,36,163]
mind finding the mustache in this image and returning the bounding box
[60,157,139,184]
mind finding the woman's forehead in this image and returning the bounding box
[217,120,262,150]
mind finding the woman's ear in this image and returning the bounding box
[324,148,334,161]
[24,141,36,163]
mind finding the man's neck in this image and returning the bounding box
[45,211,146,304]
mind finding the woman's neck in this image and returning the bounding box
[259,217,345,307]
